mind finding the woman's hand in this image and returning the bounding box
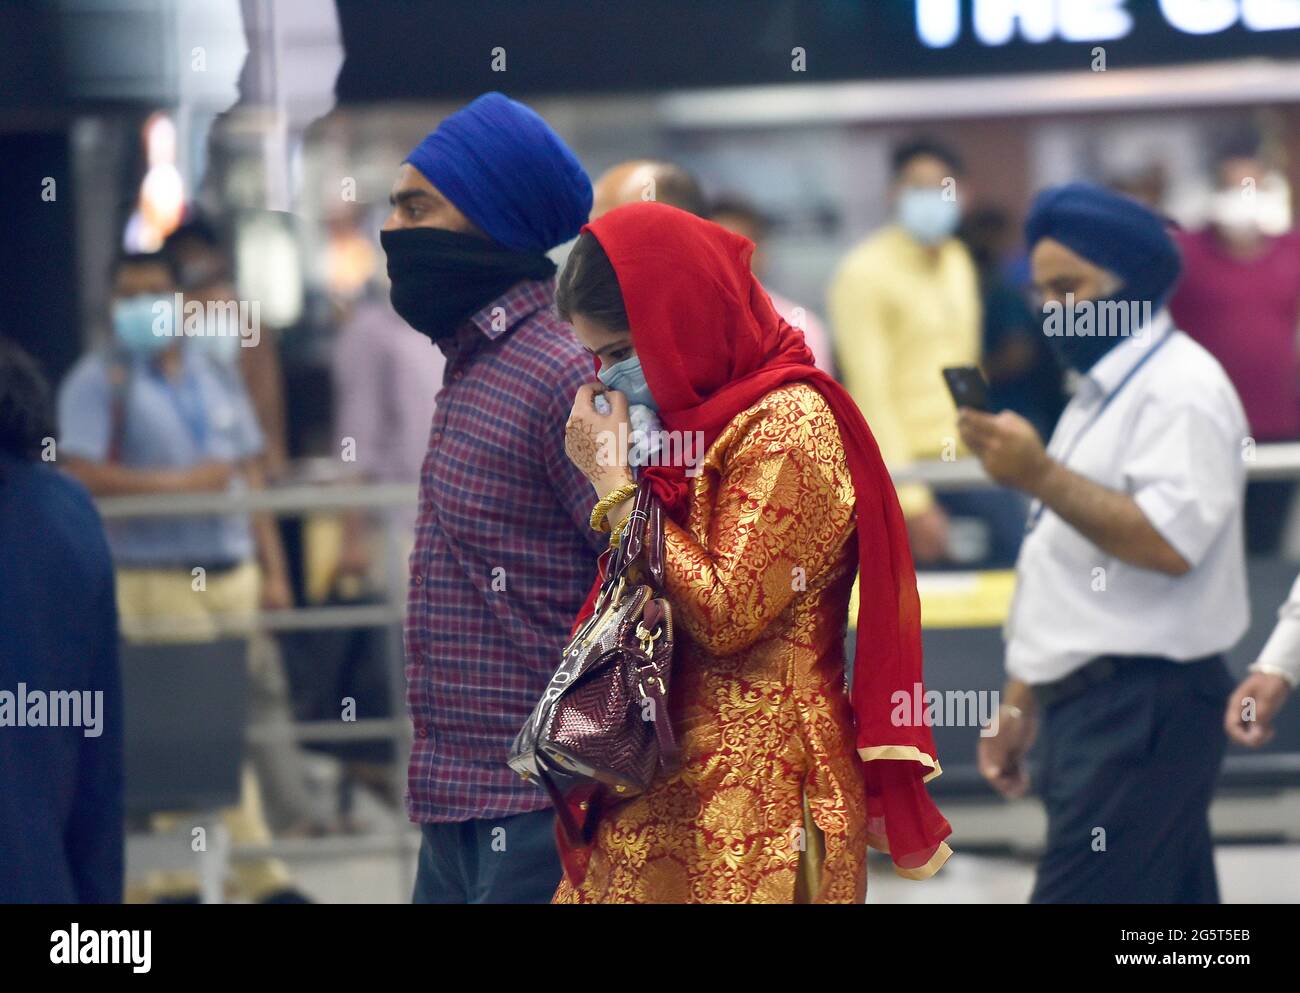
[566,383,634,497]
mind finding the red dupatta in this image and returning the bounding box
[567,202,951,879]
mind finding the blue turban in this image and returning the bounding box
[405,92,592,254]
[1024,182,1182,310]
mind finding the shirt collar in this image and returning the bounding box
[467,277,555,342]
[1084,307,1174,398]
[442,277,556,363]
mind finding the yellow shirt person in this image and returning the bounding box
[827,140,981,561]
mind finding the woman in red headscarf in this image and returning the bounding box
[552,202,951,903]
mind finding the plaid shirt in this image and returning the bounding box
[405,278,605,823]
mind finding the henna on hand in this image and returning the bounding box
[564,417,606,483]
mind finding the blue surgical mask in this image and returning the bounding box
[112,294,172,355]
[897,188,960,246]
[186,310,244,364]
[597,354,658,411]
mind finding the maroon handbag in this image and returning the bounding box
[508,484,678,843]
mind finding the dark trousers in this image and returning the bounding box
[1030,655,1234,904]
[1244,479,1295,554]
[412,808,561,904]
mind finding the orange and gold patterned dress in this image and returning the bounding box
[553,382,872,904]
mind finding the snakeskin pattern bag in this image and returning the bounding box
[508,484,678,843]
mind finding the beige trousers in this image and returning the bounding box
[117,562,294,901]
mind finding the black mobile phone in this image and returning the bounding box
[941,365,991,412]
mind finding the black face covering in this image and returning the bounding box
[380,227,556,342]
[1044,291,1133,374]
[1043,268,1176,374]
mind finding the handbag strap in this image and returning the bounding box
[636,645,679,769]
[604,484,663,589]
[644,494,665,586]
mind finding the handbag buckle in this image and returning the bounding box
[637,675,667,700]
[635,622,661,654]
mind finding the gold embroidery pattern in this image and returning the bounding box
[554,383,871,904]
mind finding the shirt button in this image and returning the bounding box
[413,573,423,586]
[416,725,430,739]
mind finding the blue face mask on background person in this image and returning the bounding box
[112,294,172,356]
[597,353,658,411]
[897,188,961,246]
[185,308,244,364]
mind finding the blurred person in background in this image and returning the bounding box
[165,214,291,481]
[0,339,122,903]
[382,92,605,904]
[1106,162,1170,213]
[1227,577,1297,748]
[165,218,328,837]
[57,251,310,902]
[591,162,837,376]
[711,194,836,374]
[958,206,1065,443]
[332,260,444,583]
[552,203,951,903]
[589,158,709,221]
[1169,134,1300,554]
[963,184,1248,903]
[829,137,1006,566]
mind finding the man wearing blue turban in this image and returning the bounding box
[957,184,1250,903]
[381,92,606,904]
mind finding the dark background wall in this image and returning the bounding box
[0,132,81,387]
[334,0,1300,102]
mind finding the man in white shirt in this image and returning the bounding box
[958,183,1249,903]
[1226,586,1298,747]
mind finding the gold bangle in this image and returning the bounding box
[589,480,637,533]
[609,514,633,545]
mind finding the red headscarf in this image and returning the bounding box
[571,202,950,878]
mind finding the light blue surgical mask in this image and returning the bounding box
[897,188,960,246]
[597,354,658,412]
[112,294,172,355]
[185,310,244,365]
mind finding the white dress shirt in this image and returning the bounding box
[1005,310,1250,685]
[1252,575,1300,688]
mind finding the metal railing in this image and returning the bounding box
[104,479,418,897]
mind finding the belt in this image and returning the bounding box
[154,560,245,576]
[118,560,245,575]
[1032,653,1219,709]
[193,560,245,576]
